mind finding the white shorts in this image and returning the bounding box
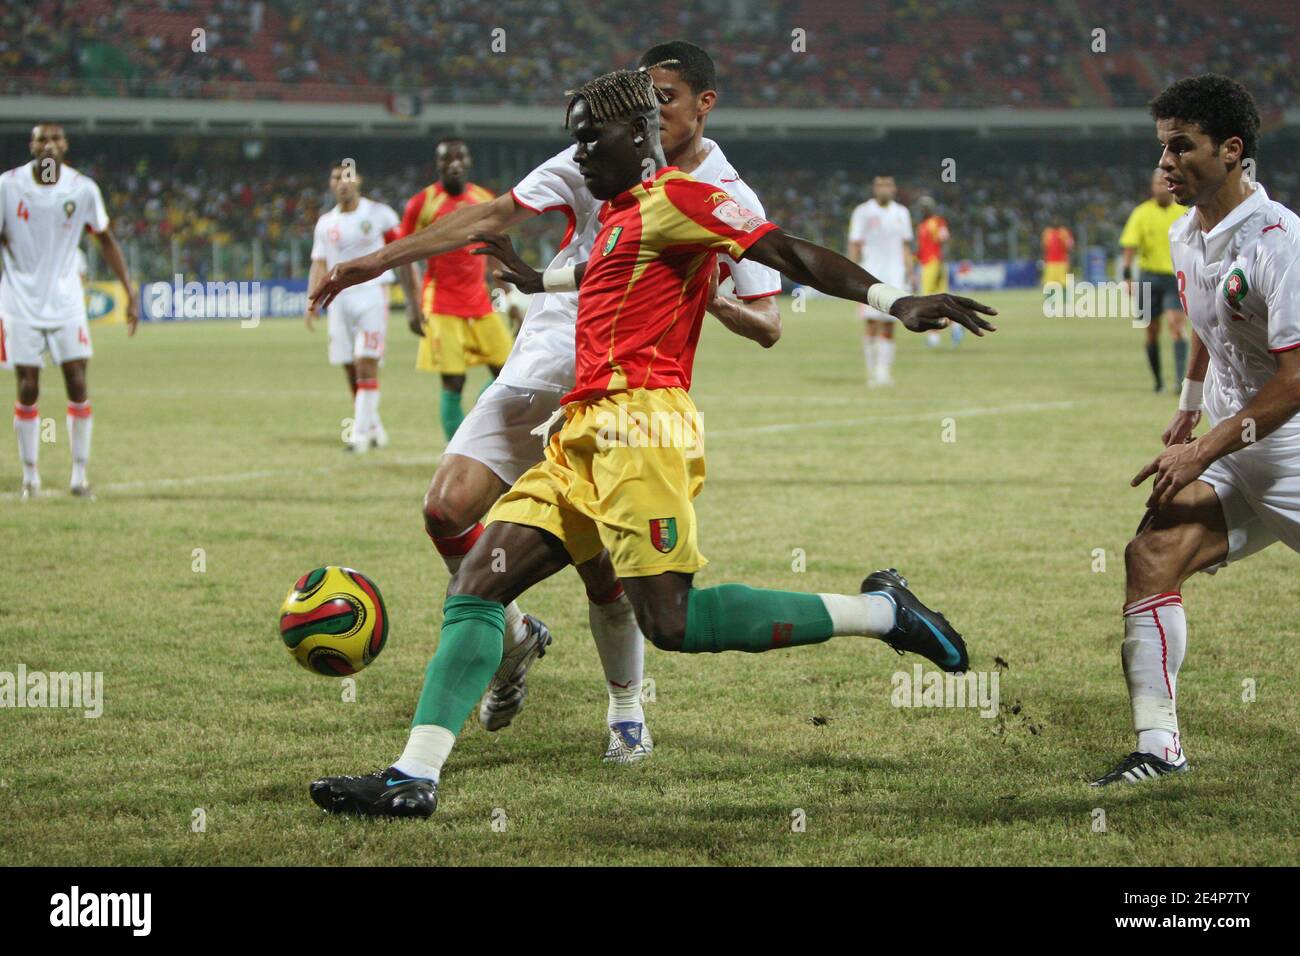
[327,287,387,365]
[1198,439,1300,571]
[1,318,93,368]
[443,381,564,486]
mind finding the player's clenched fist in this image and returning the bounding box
[890,293,998,336]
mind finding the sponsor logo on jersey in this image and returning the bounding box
[361,220,372,234]
[649,517,677,553]
[602,226,623,257]
[711,199,766,233]
[63,200,75,219]
[1223,268,1249,307]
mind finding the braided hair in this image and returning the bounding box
[564,63,677,128]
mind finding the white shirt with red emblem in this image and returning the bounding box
[1170,183,1300,442]
[311,196,401,293]
[0,163,109,329]
[848,198,913,289]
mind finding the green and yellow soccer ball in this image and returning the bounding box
[279,566,389,676]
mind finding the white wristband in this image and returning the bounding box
[1179,378,1204,412]
[866,283,907,315]
[542,265,577,293]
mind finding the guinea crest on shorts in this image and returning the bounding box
[650,517,678,553]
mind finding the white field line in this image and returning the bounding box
[1,401,1074,500]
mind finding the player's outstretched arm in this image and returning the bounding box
[310,194,536,310]
[94,225,138,335]
[744,230,997,336]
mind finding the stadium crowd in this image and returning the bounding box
[64,145,1299,283]
[6,0,1294,110]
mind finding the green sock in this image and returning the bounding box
[683,584,833,653]
[440,387,465,440]
[1173,338,1188,386]
[411,595,505,730]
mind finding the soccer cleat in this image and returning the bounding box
[20,480,40,500]
[478,614,553,731]
[861,568,969,673]
[1089,751,1189,788]
[69,483,95,500]
[602,720,654,765]
[370,424,390,449]
[309,766,438,818]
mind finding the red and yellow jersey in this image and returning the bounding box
[400,181,495,317]
[916,215,949,265]
[566,166,778,405]
[1042,226,1074,263]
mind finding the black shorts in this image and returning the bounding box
[1143,272,1181,317]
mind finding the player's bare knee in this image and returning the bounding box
[631,602,685,652]
[15,370,39,406]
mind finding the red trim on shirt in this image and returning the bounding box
[509,191,577,250]
[737,289,781,302]
[1268,341,1300,354]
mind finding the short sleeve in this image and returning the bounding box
[716,179,780,299]
[1256,235,1300,353]
[900,209,914,241]
[511,146,582,214]
[1119,207,1142,248]
[659,177,778,260]
[310,217,327,261]
[85,178,110,234]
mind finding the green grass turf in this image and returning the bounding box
[1,290,1296,866]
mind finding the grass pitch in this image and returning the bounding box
[1,290,1296,866]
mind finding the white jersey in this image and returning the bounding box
[1170,183,1300,446]
[498,138,782,392]
[311,196,401,293]
[848,198,913,289]
[0,163,109,329]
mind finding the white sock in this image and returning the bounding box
[351,380,375,446]
[589,589,645,724]
[436,524,530,650]
[363,385,380,436]
[14,403,39,485]
[819,592,896,637]
[67,401,92,487]
[393,724,456,781]
[1122,592,1186,763]
[878,338,896,375]
[863,336,876,378]
[927,332,941,346]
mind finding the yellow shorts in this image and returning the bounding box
[920,260,947,294]
[416,308,513,375]
[1042,262,1068,288]
[486,387,707,578]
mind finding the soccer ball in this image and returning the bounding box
[279,566,388,676]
